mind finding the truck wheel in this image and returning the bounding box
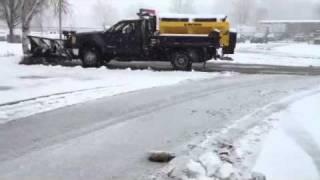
[171,51,192,71]
[81,47,102,68]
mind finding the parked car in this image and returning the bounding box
[312,30,320,45]
[314,37,320,45]
[294,33,307,42]
[250,33,267,43]
[237,34,247,43]
[267,33,276,41]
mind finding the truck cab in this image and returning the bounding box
[104,20,144,58]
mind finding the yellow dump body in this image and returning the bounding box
[159,17,231,47]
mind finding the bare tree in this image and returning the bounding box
[20,0,69,53]
[48,0,70,39]
[20,0,45,53]
[171,0,195,13]
[232,0,256,25]
[317,3,320,18]
[1,0,69,48]
[256,7,269,22]
[49,0,69,14]
[92,0,117,29]
[31,3,47,34]
[0,0,22,42]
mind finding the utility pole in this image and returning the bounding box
[58,0,62,40]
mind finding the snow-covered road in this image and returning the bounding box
[1,74,320,180]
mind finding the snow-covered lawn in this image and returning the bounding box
[254,93,320,180]
[0,42,23,57]
[227,52,320,67]
[274,43,320,58]
[0,42,230,123]
[236,42,320,59]
[212,42,320,67]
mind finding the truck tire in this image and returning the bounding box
[81,47,102,68]
[171,51,192,71]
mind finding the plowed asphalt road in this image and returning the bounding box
[1,73,320,180]
[106,61,320,75]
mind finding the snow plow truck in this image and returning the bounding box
[24,9,237,71]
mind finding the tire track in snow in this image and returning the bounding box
[0,76,292,162]
[0,86,119,107]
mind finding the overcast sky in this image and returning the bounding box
[62,0,319,28]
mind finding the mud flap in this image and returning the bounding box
[223,32,237,55]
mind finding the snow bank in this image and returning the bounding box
[228,52,320,67]
[237,42,320,60]
[254,93,320,180]
[213,42,320,67]
[274,43,320,59]
[156,87,320,180]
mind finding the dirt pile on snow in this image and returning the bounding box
[148,151,176,163]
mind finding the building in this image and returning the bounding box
[260,20,320,38]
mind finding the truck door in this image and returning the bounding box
[118,21,142,57]
[104,22,126,53]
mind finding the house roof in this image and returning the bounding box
[260,20,320,24]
